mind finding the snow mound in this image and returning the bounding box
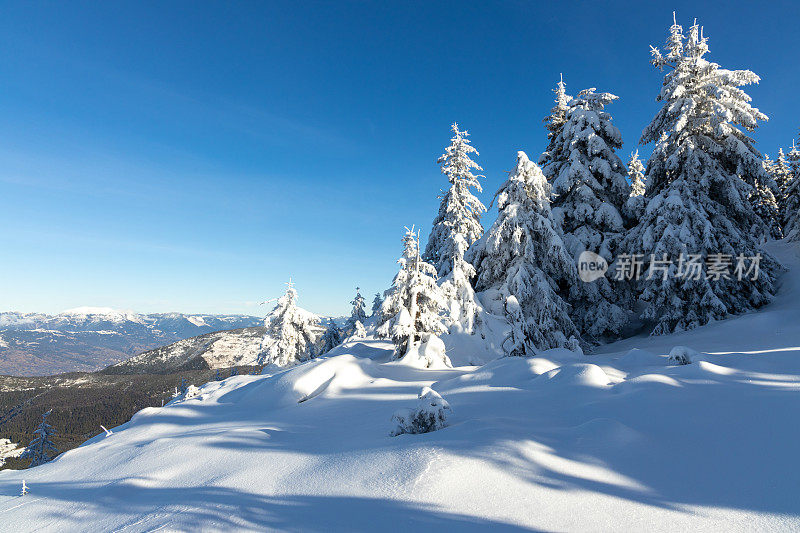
[237,354,375,407]
[437,356,561,392]
[695,360,737,376]
[614,373,682,394]
[537,363,611,388]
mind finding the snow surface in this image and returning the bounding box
[3,244,800,531]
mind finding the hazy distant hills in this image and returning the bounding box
[0,308,262,376]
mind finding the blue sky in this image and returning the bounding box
[1,1,798,317]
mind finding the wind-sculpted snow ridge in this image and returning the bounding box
[2,243,800,531]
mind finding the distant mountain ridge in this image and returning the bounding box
[105,308,345,375]
[105,315,335,375]
[103,326,269,374]
[0,308,263,376]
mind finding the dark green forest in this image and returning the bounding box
[0,366,260,470]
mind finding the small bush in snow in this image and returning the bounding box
[668,346,698,365]
[391,387,452,436]
[183,384,201,399]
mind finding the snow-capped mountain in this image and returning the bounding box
[0,309,263,376]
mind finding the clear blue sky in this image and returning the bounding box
[1,1,798,317]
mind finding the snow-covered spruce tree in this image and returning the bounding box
[21,410,58,468]
[344,287,367,336]
[349,320,367,339]
[752,176,783,240]
[768,149,794,225]
[545,88,629,339]
[628,150,646,197]
[371,293,383,318]
[261,281,320,366]
[319,318,342,354]
[378,227,448,366]
[785,143,800,240]
[773,149,793,194]
[539,74,572,178]
[423,123,486,277]
[762,154,774,178]
[467,151,581,355]
[619,16,779,335]
[624,150,648,223]
[423,123,487,333]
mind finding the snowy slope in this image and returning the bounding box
[2,245,800,531]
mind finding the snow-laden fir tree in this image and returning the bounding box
[773,149,793,194]
[763,153,774,178]
[344,287,367,336]
[371,293,383,317]
[545,88,630,339]
[260,281,320,366]
[749,153,784,241]
[423,122,485,277]
[379,227,448,366]
[468,151,581,355]
[539,74,572,176]
[769,149,794,224]
[628,150,646,197]
[619,15,779,335]
[423,123,487,333]
[21,410,58,468]
[784,143,800,240]
[349,320,367,339]
[624,150,648,223]
[319,318,342,354]
[752,176,783,240]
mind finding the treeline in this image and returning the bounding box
[255,15,800,368]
